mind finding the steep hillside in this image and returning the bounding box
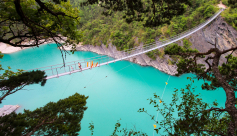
[72,0,237,75]
[79,0,220,51]
[75,15,237,75]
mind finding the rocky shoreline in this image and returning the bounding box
[0,38,65,54]
[75,43,178,75]
[0,42,28,54]
[0,41,55,54]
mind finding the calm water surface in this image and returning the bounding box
[0,43,226,135]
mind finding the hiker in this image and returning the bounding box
[78,62,82,70]
[91,61,93,69]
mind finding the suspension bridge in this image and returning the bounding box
[27,9,224,80]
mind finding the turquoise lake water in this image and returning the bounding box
[0,43,226,135]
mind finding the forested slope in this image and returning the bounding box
[72,0,236,61]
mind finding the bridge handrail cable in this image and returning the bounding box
[27,9,223,79]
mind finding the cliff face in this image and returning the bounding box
[189,16,237,65]
[76,43,178,75]
[76,16,237,75]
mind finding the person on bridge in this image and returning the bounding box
[91,61,94,69]
[78,62,82,71]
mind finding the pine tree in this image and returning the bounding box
[0,93,88,136]
[164,38,237,135]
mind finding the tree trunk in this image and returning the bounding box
[212,50,237,135]
[0,90,11,103]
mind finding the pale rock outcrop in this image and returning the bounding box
[76,42,178,75]
[0,105,20,116]
[0,37,66,54]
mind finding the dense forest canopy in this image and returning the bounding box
[80,0,192,27]
[0,93,88,136]
[79,0,218,51]
[76,0,236,59]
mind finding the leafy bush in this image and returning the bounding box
[222,8,237,30]
[146,49,161,60]
[183,38,192,49]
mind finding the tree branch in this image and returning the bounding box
[205,107,227,112]
[200,129,227,136]
[24,116,58,136]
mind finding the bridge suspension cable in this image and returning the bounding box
[26,9,224,79]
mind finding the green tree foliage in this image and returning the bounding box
[164,38,237,135]
[0,70,47,103]
[109,120,148,136]
[139,80,229,135]
[0,0,83,53]
[81,0,192,27]
[111,31,132,50]
[0,93,88,135]
[88,120,148,135]
[78,4,104,27]
[221,0,237,30]
[0,52,23,80]
[222,7,237,30]
[0,1,84,136]
[183,38,192,49]
[228,0,237,8]
[146,49,160,60]
[0,52,46,103]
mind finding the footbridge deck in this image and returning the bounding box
[26,9,224,79]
